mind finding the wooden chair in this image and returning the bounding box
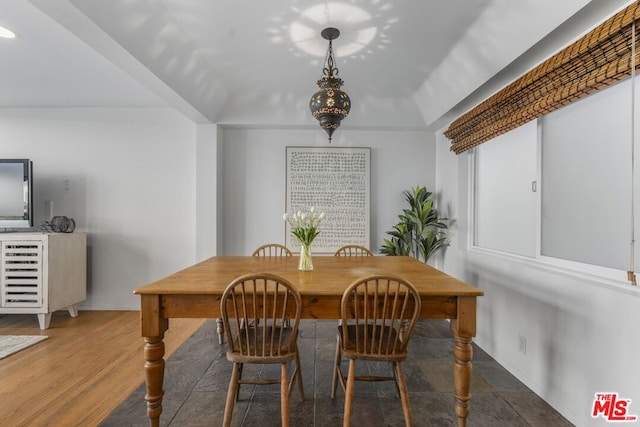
[252,243,293,257]
[252,243,293,328]
[331,274,421,427]
[220,273,305,427]
[216,244,293,344]
[334,244,374,257]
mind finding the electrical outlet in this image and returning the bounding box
[518,335,527,355]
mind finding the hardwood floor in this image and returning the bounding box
[0,310,205,426]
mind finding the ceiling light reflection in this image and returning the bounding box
[289,2,378,57]
[0,25,16,39]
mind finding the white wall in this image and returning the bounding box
[0,108,197,310]
[435,132,640,426]
[195,124,220,261]
[0,113,434,309]
[220,127,435,255]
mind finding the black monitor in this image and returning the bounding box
[0,159,33,229]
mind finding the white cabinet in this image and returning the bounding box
[0,232,86,329]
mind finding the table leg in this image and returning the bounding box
[450,296,477,427]
[144,334,165,427]
[140,294,169,427]
[452,334,472,426]
[216,318,224,344]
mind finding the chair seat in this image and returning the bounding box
[228,327,298,363]
[338,324,406,361]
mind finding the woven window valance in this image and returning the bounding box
[445,1,640,154]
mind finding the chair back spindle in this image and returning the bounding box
[334,244,373,257]
[222,275,300,360]
[252,243,293,257]
[341,275,419,358]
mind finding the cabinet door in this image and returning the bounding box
[1,241,43,308]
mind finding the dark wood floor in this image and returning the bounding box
[101,319,574,426]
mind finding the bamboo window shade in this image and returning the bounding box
[445,1,640,154]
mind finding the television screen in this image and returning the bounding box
[0,159,33,229]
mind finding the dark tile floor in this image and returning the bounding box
[101,319,573,426]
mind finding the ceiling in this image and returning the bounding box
[0,0,632,132]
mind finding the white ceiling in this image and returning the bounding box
[0,0,632,131]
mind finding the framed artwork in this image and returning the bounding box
[285,146,371,253]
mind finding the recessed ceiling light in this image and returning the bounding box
[289,3,378,57]
[0,25,16,39]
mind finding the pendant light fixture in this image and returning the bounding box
[309,27,351,143]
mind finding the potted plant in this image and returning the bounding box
[380,186,449,263]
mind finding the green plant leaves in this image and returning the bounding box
[380,185,449,263]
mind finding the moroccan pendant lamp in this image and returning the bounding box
[309,27,351,143]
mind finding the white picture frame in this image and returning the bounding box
[285,146,371,254]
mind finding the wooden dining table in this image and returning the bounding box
[134,255,483,427]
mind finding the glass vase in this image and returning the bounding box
[298,242,313,271]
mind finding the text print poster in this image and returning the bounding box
[285,146,370,253]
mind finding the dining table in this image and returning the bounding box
[134,255,483,427]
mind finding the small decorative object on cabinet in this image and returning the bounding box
[0,232,87,329]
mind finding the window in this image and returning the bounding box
[472,77,637,277]
[474,120,537,257]
[540,78,632,271]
